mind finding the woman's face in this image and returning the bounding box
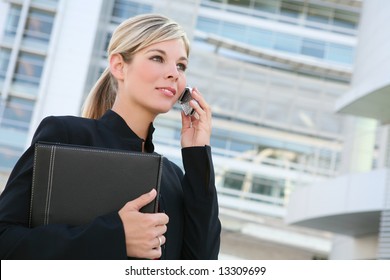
[120,39,188,116]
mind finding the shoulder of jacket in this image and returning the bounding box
[41,115,95,126]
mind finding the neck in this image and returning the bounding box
[111,103,155,141]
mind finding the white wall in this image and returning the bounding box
[330,234,378,259]
[336,0,390,110]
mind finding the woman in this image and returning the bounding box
[0,14,221,259]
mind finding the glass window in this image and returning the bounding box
[31,0,59,8]
[318,112,342,134]
[291,106,316,129]
[301,39,325,59]
[102,32,112,58]
[264,101,289,123]
[196,17,220,34]
[333,10,358,30]
[237,97,262,118]
[307,4,331,25]
[0,144,24,171]
[274,33,300,54]
[221,21,245,42]
[280,0,303,21]
[4,5,21,39]
[211,136,228,150]
[0,48,11,83]
[12,52,44,92]
[23,9,54,43]
[246,27,273,49]
[112,0,152,23]
[230,140,254,153]
[326,43,354,65]
[224,171,245,190]
[227,0,251,8]
[0,97,34,131]
[252,176,285,198]
[253,0,279,14]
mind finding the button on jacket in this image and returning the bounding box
[0,110,221,259]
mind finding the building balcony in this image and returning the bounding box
[335,83,390,124]
[285,168,387,236]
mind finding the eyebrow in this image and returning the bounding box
[145,49,188,62]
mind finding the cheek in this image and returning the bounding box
[178,76,187,96]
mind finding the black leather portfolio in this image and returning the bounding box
[29,142,163,227]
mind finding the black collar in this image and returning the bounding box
[99,110,155,153]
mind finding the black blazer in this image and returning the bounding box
[0,110,221,259]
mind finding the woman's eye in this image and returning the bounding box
[177,63,187,72]
[151,56,163,62]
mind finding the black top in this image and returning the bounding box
[0,110,221,259]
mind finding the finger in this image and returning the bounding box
[122,189,157,211]
[154,235,166,248]
[190,89,210,115]
[181,110,192,129]
[150,246,162,259]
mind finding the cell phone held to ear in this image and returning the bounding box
[178,86,196,116]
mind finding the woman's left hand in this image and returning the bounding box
[180,88,212,148]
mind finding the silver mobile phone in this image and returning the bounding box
[178,86,195,116]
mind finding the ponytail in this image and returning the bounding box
[82,67,117,119]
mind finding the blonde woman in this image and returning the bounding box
[0,14,220,260]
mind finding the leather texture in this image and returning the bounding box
[29,143,163,227]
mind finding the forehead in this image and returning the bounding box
[141,39,188,59]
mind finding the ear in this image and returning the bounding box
[109,53,125,80]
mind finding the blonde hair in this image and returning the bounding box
[82,14,190,119]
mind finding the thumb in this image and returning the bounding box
[123,189,157,212]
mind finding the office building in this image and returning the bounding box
[287,0,390,259]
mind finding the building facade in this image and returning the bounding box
[0,0,363,259]
[287,0,390,259]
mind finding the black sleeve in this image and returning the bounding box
[0,116,127,259]
[180,146,221,259]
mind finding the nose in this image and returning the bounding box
[165,63,179,80]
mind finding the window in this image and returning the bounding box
[318,112,342,134]
[333,10,358,30]
[291,106,316,129]
[264,101,289,123]
[247,27,273,49]
[23,9,55,44]
[227,0,251,8]
[274,33,300,54]
[307,4,331,25]
[301,39,325,59]
[4,5,21,39]
[196,17,221,34]
[280,1,303,19]
[31,0,59,8]
[253,0,279,14]
[12,52,45,94]
[0,144,24,170]
[0,49,11,84]
[221,21,245,41]
[0,97,34,131]
[230,140,254,153]
[252,176,285,198]
[326,43,354,65]
[224,171,245,190]
[112,0,152,23]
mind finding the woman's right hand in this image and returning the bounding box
[118,189,169,259]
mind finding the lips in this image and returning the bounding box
[157,87,176,97]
